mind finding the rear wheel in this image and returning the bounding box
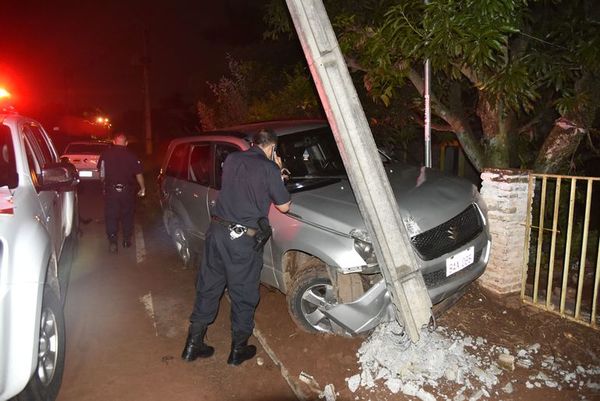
[15,288,65,401]
[287,268,337,334]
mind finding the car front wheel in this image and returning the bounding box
[287,268,337,334]
[15,287,66,401]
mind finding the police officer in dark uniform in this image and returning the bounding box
[181,128,291,366]
[98,132,145,253]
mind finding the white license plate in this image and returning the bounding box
[79,171,93,177]
[446,246,474,276]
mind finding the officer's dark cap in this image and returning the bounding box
[252,129,278,146]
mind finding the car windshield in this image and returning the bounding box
[277,126,391,192]
[64,143,108,155]
[278,127,346,179]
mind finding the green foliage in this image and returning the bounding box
[197,55,249,128]
[197,57,321,128]
[249,65,321,120]
[263,0,600,172]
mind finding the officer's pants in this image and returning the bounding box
[190,222,263,336]
[104,186,136,240]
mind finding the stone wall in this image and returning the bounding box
[478,168,531,294]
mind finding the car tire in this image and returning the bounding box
[169,219,196,269]
[15,287,66,401]
[287,268,337,334]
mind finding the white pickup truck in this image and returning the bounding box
[0,113,78,401]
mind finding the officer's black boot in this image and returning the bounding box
[227,331,256,366]
[181,324,214,362]
[108,234,118,254]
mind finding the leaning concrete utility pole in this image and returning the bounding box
[285,0,432,342]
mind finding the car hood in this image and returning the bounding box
[290,164,475,237]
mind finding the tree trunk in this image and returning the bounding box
[477,95,511,168]
[534,117,586,173]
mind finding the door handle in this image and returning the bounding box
[209,200,216,207]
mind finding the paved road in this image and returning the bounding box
[57,183,298,401]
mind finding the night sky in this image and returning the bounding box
[0,0,265,118]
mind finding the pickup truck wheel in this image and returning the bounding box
[287,269,336,334]
[15,288,65,401]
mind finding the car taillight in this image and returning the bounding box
[0,190,14,214]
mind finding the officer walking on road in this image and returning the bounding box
[98,132,145,254]
[182,128,291,366]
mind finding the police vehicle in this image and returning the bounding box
[0,92,78,401]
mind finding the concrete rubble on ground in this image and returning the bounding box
[345,321,600,400]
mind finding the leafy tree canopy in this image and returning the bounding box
[264,0,600,173]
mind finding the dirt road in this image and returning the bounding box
[58,183,296,401]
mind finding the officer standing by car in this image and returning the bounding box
[98,132,145,253]
[181,128,291,366]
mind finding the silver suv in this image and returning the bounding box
[158,120,490,336]
[0,113,78,400]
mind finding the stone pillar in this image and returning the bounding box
[478,168,530,294]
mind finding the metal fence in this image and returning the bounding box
[521,173,600,328]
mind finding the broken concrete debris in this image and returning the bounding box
[347,321,600,399]
[497,353,515,371]
[319,384,336,401]
[299,371,322,394]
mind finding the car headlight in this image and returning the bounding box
[402,215,420,237]
[472,185,488,226]
[350,229,377,264]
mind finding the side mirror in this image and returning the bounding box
[40,161,79,191]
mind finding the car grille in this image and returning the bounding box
[410,204,483,261]
[422,248,483,288]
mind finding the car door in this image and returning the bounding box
[161,142,193,235]
[22,124,63,254]
[181,142,212,245]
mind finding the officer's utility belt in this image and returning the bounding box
[108,183,130,192]
[211,216,257,238]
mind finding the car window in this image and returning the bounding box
[277,127,345,178]
[214,143,240,190]
[165,143,189,179]
[23,124,56,167]
[189,144,211,186]
[0,124,18,188]
[23,135,42,188]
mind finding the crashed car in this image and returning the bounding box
[158,120,490,336]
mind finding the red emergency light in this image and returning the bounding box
[0,87,16,113]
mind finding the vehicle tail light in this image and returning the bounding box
[0,207,14,215]
[0,190,14,214]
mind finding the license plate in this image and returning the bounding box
[79,171,93,177]
[446,246,474,276]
